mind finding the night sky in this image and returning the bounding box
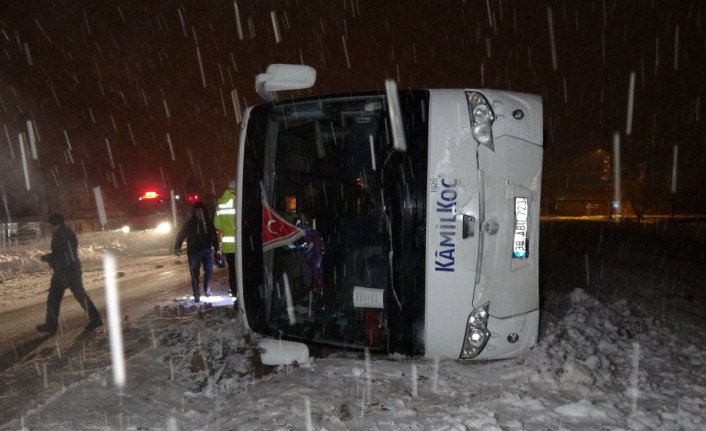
[1,0,704,218]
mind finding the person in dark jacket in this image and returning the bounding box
[36,213,102,336]
[174,201,221,302]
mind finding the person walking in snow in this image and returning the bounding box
[213,180,237,304]
[174,201,220,303]
[36,213,103,336]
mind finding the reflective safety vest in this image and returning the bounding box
[213,188,236,253]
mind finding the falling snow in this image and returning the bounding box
[0,1,705,429]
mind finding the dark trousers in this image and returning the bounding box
[188,248,213,298]
[225,252,237,298]
[45,266,101,328]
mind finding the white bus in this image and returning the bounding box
[236,65,543,361]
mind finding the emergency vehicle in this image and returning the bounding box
[236,64,543,360]
[122,190,199,234]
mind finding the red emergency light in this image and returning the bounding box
[139,191,160,200]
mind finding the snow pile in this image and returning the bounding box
[54,286,697,430]
[529,287,706,430]
[0,229,170,281]
[1,221,706,430]
[0,248,46,279]
[146,304,256,397]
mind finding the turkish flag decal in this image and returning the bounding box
[262,201,305,251]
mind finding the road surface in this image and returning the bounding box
[0,252,231,374]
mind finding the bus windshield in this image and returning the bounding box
[241,91,429,353]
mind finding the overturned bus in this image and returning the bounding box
[235,64,543,361]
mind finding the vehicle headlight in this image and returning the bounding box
[459,302,491,360]
[466,91,495,150]
[155,221,172,234]
[473,124,492,146]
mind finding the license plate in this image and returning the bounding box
[513,197,529,259]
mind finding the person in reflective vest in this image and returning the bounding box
[214,180,237,303]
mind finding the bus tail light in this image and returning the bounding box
[459,302,490,359]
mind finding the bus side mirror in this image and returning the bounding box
[255,64,317,101]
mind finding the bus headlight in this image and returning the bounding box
[473,123,493,146]
[155,221,172,234]
[466,91,495,150]
[459,302,490,359]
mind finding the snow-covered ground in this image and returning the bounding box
[1,220,705,430]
